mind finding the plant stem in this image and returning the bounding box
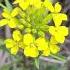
[50,54,66,62]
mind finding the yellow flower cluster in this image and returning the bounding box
[45,1,69,43]
[5,30,60,57]
[2,0,68,58]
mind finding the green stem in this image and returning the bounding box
[34,58,39,70]
[50,54,66,62]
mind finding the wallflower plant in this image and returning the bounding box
[0,0,68,69]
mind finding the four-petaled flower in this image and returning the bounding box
[0,7,20,28]
[49,26,68,43]
[44,1,67,26]
[5,30,23,55]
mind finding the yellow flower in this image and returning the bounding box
[49,26,68,43]
[41,37,60,56]
[44,1,67,26]
[23,33,34,46]
[35,37,48,51]
[23,33,39,57]
[5,39,19,55]
[50,44,60,54]
[24,44,39,57]
[0,7,20,28]
[4,30,24,55]
[13,30,22,41]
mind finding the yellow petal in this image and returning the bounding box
[19,2,29,10]
[60,13,67,21]
[2,11,10,19]
[55,35,65,43]
[35,37,48,50]
[10,46,19,55]
[52,14,62,26]
[23,33,34,45]
[24,46,39,57]
[8,18,18,28]
[44,0,54,12]
[50,36,58,44]
[11,7,20,17]
[42,47,50,56]
[50,44,60,54]
[0,19,8,27]
[52,13,67,26]
[13,30,22,41]
[4,39,15,48]
[49,26,56,35]
[54,2,62,13]
[59,26,68,36]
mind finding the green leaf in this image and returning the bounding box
[5,0,13,11]
[0,3,6,9]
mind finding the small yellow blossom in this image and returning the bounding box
[5,39,19,55]
[49,26,68,43]
[44,1,67,26]
[0,7,20,28]
[24,45,39,57]
[5,30,24,55]
[35,37,48,50]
